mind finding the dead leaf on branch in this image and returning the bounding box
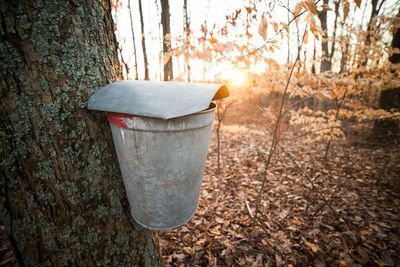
[353,0,361,8]
[294,3,303,18]
[258,16,268,41]
[304,0,318,15]
[342,0,350,21]
[322,4,333,11]
[303,30,309,44]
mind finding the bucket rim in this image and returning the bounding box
[108,102,216,121]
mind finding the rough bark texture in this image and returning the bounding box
[318,0,331,73]
[161,0,173,81]
[0,0,163,265]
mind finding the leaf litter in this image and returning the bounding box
[158,122,400,266]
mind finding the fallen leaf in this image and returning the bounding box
[304,241,319,253]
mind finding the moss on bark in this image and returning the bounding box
[0,0,163,265]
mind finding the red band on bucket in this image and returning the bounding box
[108,112,132,128]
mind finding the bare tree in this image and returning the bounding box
[287,0,291,64]
[161,0,173,81]
[373,10,400,138]
[312,38,317,74]
[129,0,139,80]
[139,0,149,80]
[329,1,340,68]
[360,0,386,68]
[318,0,331,72]
[183,0,191,82]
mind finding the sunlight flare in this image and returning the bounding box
[220,68,247,86]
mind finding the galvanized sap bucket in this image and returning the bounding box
[88,80,229,230]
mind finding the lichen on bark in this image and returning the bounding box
[0,0,162,265]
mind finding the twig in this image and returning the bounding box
[245,200,254,218]
[216,100,235,175]
[252,22,309,225]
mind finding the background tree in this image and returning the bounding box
[183,0,191,82]
[0,0,162,265]
[161,0,173,81]
[318,0,331,72]
[128,0,139,80]
[373,10,400,138]
[138,0,149,80]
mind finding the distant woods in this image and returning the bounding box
[114,0,399,81]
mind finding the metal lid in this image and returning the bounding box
[87,80,229,119]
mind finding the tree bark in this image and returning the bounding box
[318,0,331,72]
[312,38,317,74]
[0,0,163,265]
[129,0,139,80]
[329,1,339,68]
[161,0,173,81]
[138,0,149,80]
[361,0,385,68]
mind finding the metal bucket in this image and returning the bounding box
[108,103,216,230]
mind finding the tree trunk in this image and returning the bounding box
[312,38,317,74]
[329,1,340,68]
[138,0,149,80]
[183,0,191,82]
[287,0,291,64]
[0,0,163,265]
[361,0,385,67]
[373,10,400,139]
[161,0,173,81]
[318,0,331,72]
[129,0,139,80]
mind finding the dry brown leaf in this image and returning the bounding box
[183,247,192,254]
[305,0,317,15]
[216,217,224,224]
[258,16,268,41]
[304,241,319,253]
[303,30,309,44]
[275,253,283,266]
[294,3,303,17]
[322,4,332,10]
[343,0,350,21]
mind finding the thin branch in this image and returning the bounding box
[277,0,294,15]
[252,22,309,225]
[128,0,138,80]
[246,200,254,218]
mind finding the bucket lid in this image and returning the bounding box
[87,80,229,119]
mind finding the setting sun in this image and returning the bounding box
[220,69,247,86]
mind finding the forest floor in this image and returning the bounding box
[158,110,400,266]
